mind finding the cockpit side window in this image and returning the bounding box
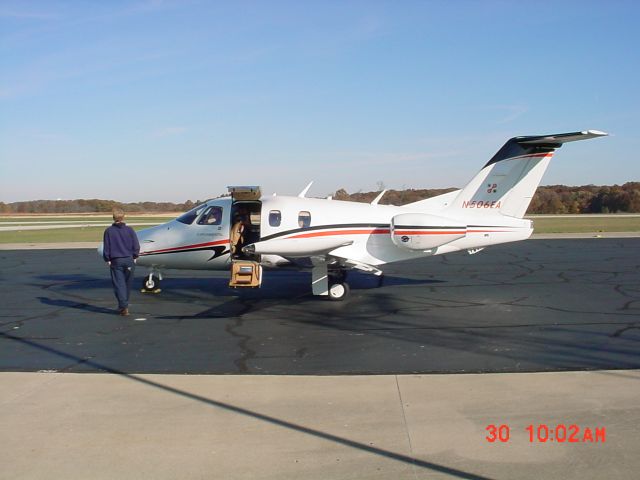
[298,211,311,228]
[269,210,281,227]
[197,206,224,225]
[176,204,206,225]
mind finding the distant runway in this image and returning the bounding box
[1,239,639,375]
[0,222,160,231]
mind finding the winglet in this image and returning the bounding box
[371,189,387,205]
[298,181,314,198]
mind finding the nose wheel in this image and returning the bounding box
[141,273,162,293]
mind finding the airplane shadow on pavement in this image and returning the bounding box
[34,270,444,321]
[151,271,445,320]
[0,331,494,480]
[37,297,117,315]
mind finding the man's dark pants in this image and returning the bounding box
[110,257,135,309]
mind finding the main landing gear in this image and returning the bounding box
[328,281,350,301]
[327,269,349,301]
[141,272,162,293]
[311,262,351,301]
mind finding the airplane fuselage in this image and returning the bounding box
[134,195,532,271]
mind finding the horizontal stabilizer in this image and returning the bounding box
[485,129,607,168]
[516,130,608,146]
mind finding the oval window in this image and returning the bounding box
[298,211,311,228]
[269,210,281,227]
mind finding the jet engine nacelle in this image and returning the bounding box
[390,213,467,251]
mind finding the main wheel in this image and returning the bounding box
[141,274,161,293]
[328,282,350,301]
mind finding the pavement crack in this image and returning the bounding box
[225,317,256,373]
[611,323,640,338]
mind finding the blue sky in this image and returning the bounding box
[1,0,638,202]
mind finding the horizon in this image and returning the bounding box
[1,1,638,202]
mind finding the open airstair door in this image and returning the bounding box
[229,260,262,288]
[227,186,263,288]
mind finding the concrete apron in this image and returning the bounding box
[1,370,638,480]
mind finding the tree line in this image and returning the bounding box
[0,199,201,214]
[333,182,640,214]
[1,183,638,214]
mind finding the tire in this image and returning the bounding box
[141,275,161,293]
[328,282,350,301]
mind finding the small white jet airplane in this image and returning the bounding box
[102,130,606,300]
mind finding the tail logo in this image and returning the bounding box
[487,183,497,193]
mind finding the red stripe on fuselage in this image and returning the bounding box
[289,228,390,239]
[288,228,514,240]
[140,238,229,255]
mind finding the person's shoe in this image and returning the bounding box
[118,307,129,316]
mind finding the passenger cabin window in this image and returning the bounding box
[298,211,311,228]
[197,206,223,225]
[176,204,206,225]
[269,210,281,227]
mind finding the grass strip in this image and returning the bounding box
[0,225,152,243]
[528,216,640,233]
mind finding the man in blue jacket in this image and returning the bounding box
[103,207,140,316]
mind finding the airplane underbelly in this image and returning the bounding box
[137,250,230,270]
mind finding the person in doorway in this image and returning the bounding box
[103,207,140,315]
[230,207,250,256]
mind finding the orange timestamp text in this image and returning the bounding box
[485,424,606,443]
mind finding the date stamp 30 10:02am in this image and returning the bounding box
[486,424,606,444]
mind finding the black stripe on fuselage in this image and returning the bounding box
[141,246,229,260]
[467,225,516,228]
[392,225,464,230]
[259,223,390,241]
[259,222,521,241]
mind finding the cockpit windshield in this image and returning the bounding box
[176,204,207,225]
[197,206,223,225]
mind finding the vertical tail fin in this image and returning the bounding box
[445,130,607,218]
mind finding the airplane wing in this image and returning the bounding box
[243,238,383,275]
[330,256,383,276]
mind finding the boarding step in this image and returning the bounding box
[229,260,262,288]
